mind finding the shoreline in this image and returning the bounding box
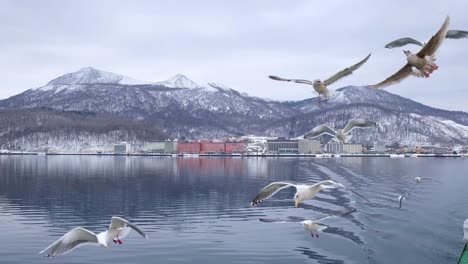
[0,152,465,158]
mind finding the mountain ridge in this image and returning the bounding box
[1,67,467,145]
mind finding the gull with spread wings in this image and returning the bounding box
[304,119,377,144]
[39,217,147,258]
[398,176,442,208]
[372,16,450,88]
[250,180,371,207]
[269,53,371,100]
[385,29,468,49]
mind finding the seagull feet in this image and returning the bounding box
[316,233,319,238]
[113,239,118,244]
[113,238,123,245]
[424,72,430,78]
[311,232,315,238]
[432,65,439,71]
[118,239,123,245]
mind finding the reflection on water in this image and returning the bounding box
[0,155,467,263]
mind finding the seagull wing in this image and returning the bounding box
[446,30,468,39]
[371,64,413,89]
[384,37,423,49]
[304,125,337,139]
[316,180,372,203]
[342,119,377,134]
[268,75,313,85]
[39,227,99,257]
[313,208,358,223]
[109,217,147,238]
[417,16,450,57]
[250,181,297,206]
[324,53,371,86]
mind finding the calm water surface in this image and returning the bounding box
[0,156,467,264]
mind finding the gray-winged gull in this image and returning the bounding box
[39,217,147,257]
[304,119,377,144]
[250,180,371,207]
[373,16,450,88]
[268,53,371,100]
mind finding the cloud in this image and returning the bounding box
[0,0,467,111]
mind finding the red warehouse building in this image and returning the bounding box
[177,142,201,154]
[225,142,246,154]
[200,142,225,154]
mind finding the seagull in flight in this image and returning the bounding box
[259,209,357,238]
[372,16,450,88]
[398,176,441,208]
[250,180,371,207]
[269,53,371,100]
[385,29,468,49]
[39,217,147,258]
[304,119,377,144]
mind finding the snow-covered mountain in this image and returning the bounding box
[155,74,200,89]
[1,67,468,145]
[1,67,298,138]
[45,67,152,86]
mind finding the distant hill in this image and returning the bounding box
[0,108,167,151]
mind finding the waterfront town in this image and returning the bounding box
[49,137,466,156]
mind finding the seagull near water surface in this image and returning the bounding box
[39,217,147,258]
[250,180,371,207]
[268,53,371,100]
[304,119,378,144]
[259,209,357,238]
[398,176,442,208]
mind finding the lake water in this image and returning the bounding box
[0,155,467,264]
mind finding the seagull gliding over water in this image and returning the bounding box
[250,180,371,207]
[39,217,147,257]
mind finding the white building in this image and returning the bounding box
[343,144,363,154]
[114,142,131,154]
[325,142,362,154]
[143,141,178,153]
[298,139,322,154]
[325,142,343,153]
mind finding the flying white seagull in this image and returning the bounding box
[304,119,377,144]
[268,53,371,100]
[259,209,357,238]
[250,180,371,207]
[372,16,450,88]
[385,29,468,49]
[397,177,441,208]
[39,217,147,258]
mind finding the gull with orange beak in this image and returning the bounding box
[250,180,371,207]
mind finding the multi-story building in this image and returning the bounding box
[225,142,246,154]
[200,142,225,154]
[266,139,299,154]
[143,141,178,153]
[177,142,201,154]
[114,142,131,154]
[325,142,343,153]
[298,139,321,154]
[325,142,363,154]
[343,144,363,154]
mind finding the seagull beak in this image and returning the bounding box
[295,201,300,207]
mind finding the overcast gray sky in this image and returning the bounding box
[1,0,467,111]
